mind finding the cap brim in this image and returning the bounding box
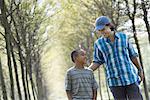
[94,25,105,32]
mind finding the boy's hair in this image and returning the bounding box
[71,49,80,63]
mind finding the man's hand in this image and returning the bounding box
[89,63,100,71]
[131,57,144,83]
[138,68,144,82]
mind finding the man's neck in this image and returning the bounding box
[108,31,115,42]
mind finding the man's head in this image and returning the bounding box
[94,16,111,32]
[94,16,115,38]
[71,49,86,64]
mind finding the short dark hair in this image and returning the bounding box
[71,49,80,63]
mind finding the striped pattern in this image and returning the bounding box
[93,32,139,86]
[65,67,98,100]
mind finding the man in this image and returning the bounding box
[89,16,144,100]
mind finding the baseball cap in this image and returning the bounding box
[94,16,111,32]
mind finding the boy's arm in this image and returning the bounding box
[91,71,98,100]
[65,71,72,100]
[92,89,97,100]
[66,90,72,100]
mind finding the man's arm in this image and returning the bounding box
[131,57,144,81]
[66,90,72,100]
[89,63,100,71]
[127,39,144,82]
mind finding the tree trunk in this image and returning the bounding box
[141,0,150,44]
[29,60,37,100]
[0,59,8,100]
[10,36,22,100]
[98,67,103,100]
[86,35,91,65]
[125,0,149,99]
[0,0,15,99]
[132,19,150,100]
[17,38,28,100]
[35,51,47,100]
[27,30,37,100]
[10,14,28,100]
[26,67,31,100]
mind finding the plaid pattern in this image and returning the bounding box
[65,67,98,100]
[93,32,139,86]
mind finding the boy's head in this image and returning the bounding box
[71,49,86,64]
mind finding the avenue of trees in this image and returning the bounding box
[0,0,150,100]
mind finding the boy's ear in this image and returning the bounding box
[73,56,76,62]
[74,56,78,62]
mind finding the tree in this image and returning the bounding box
[0,0,15,99]
[0,58,8,100]
[141,0,150,44]
[124,0,149,99]
[0,0,55,99]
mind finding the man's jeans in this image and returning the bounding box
[110,83,143,100]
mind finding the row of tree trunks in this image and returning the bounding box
[0,0,45,100]
[125,0,149,99]
[1,0,15,99]
[11,9,29,100]
[10,34,22,100]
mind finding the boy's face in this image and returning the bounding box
[76,49,87,64]
[97,26,111,38]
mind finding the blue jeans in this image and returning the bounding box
[110,83,143,100]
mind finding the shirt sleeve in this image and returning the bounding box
[65,71,71,91]
[127,40,138,58]
[93,43,105,65]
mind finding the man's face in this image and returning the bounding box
[96,26,111,38]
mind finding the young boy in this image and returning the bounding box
[65,49,98,100]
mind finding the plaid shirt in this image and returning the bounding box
[93,32,139,86]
